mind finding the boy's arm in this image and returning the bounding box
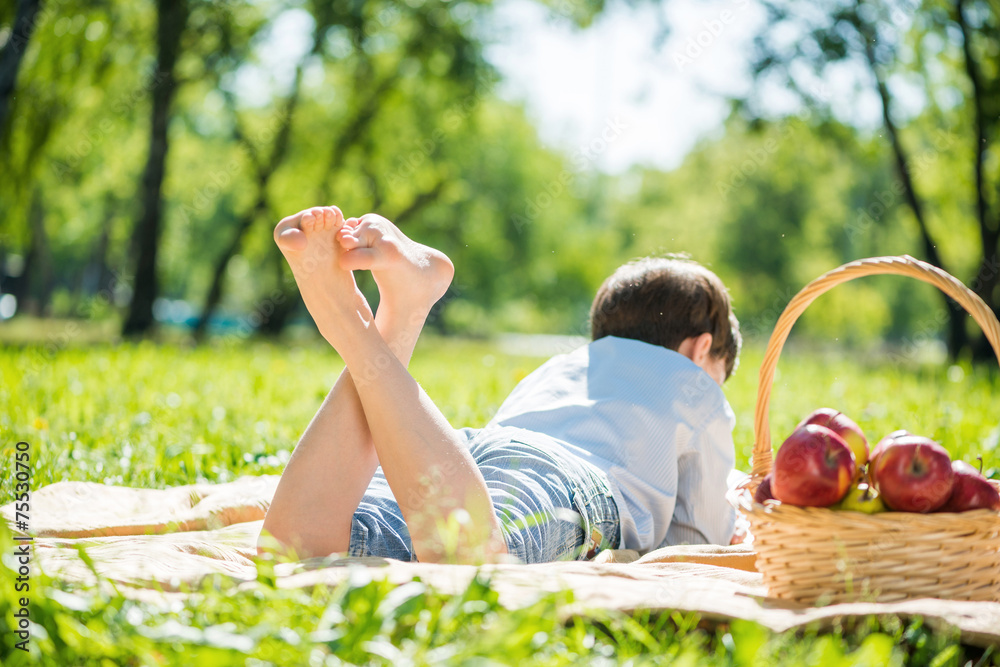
[662,404,737,547]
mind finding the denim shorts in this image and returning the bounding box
[347,425,621,563]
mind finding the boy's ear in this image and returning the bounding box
[678,332,714,365]
[692,332,714,365]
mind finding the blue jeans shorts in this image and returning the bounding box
[347,425,621,563]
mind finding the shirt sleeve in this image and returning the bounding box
[660,402,737,547]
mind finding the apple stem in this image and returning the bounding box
[977,455,984,475]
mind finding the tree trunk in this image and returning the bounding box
[256,291,301,336]
[256,253,300,336]
[955,0,1000,360]
[82,209,113,296]
[313,71,401,203]
[192,201,262,339]
[256,73,398,338]
[194,59,308,341]
[5,246,29,308]
[0,0,42,135]
[121,0,188,337]
[23,189,53,316]
[394,179,446,227]
[856,6,968,356]
[877,93,969,356]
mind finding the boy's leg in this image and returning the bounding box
[263,207,506,563]
[334,215,507,563]
[260,207,452,558]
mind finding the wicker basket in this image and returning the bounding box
[740,255,1000,604]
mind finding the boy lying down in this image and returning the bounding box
[259,206,741,564]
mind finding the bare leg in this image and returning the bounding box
[334,216,506,562]
[262,209,505,563]
[260,207,451,557]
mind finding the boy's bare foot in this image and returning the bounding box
[338,213,455,320]
[273,206,374,345]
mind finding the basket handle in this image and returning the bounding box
[749,255,1000,483]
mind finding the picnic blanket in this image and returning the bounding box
[4,475,1000,648]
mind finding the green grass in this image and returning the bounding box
[2,332,999,665]
[0,544,987,666]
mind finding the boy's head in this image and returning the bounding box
[589,256,741,384]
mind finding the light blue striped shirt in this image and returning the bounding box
[487,336,737,552]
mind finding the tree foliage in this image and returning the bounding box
[1,0,997,353]
[0,0,607,336]
[742,0,1000,358]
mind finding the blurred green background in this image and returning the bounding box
[1,0,999,360]
[2,6,1000,662]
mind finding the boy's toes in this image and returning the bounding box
[339,247,379,272]
[337,227,361,250]
[274,216,306,252]
[300,209,317,232]
[343,216,365,237]
[325,206,345,231]
[276,227,307,252]
[317,207,334,231]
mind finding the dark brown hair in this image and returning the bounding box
[589,256,741,380]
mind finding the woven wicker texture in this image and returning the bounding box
[742,255,1000,604]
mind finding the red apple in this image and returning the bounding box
[872,435,954,513]
[797,408,869,466]
[754,473,776,504]
[772,424,856,507]
[938,460,1000,512]
[869,429,911,486]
